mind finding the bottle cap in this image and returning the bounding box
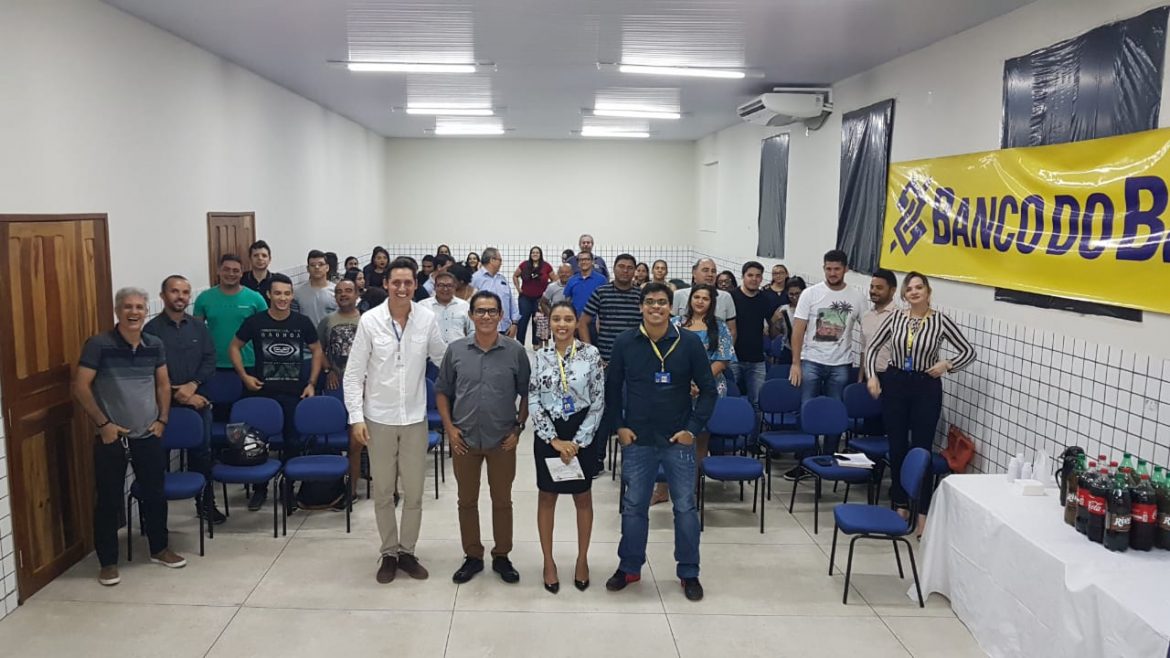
[1141,474,1150,480]
[1089,461,1097,468]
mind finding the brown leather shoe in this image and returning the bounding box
[150,548,187,568]
[397,553,430,580]
[98,565,120,586]
[376,555,398,583]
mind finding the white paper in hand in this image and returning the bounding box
[545,457,585,482]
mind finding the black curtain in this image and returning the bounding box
[837,99,895,275]
[997,6,1168,320]
[756,133,790,259]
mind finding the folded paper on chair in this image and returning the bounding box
[834,453,875,469]
[545,457,585,482]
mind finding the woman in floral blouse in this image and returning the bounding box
[528,300,606,594]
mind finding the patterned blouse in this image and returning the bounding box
[528,340,606,446]
[671,316,736,396]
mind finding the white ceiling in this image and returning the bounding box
[103,0,1036,140]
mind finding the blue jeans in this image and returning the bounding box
[729,361,767,410]
[798,361,851,456]
[799,361,851,403]
[516,295,541,346]
[618,442,700,579]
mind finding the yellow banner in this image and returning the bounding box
[881,128,1170,314]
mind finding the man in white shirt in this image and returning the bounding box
[789,249,868,403]
[419,271,473,344]
[345,258,448,585]
[672,258,737,339]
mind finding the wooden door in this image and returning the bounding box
[207,212,255,286]
[0,215,113,602]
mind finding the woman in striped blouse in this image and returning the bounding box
[865,272,976,534]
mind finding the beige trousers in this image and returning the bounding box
[366,420,429,556]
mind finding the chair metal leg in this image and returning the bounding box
[813,476,822,534]
[273,477,279,538]
[843,536,861,605]
[208,484,216,539]
[434,449,440,499]
[903,538,925,608]
[829,526,840,575]
[758,477,765,534]
[752,478,758,513]
[125,495,134,562]
[345,474,352,533]
[739,480,744,501]
[892,538,904,578]
[281,476,288,537]
[198,506,205,556]
[765,453,772,501]
[222,482,230,516]
[843,483,851,504]
[788,473,799,514]
[440,445,445,482]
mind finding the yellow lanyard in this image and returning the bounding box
[640,324,682,372]
[905,311,930,352]
[556,341,577,393]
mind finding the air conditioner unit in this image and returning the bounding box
[737,88,833,128]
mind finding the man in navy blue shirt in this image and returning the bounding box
[602,282,717,602]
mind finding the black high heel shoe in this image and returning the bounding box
[574,578,589,591]
[544,563,559,594]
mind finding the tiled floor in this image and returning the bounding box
[0,434,985,657]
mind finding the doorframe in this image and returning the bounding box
[0,213,113,602]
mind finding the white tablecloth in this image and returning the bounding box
[916,474,1170,658]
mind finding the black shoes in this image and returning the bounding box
[196,505,227,525]
[247,489,268,511]
[681,577,704,601]
[782,466,806,481]
[605,569,641,591]
[544,581,560,594]
[376,555,398,584]
[574,578,590,591]
[492,556,520,583]
[452,557,484,584]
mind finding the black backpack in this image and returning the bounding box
[296,479,347,510]
[221,423,270,466]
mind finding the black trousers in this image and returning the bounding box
[882,369,942,513]
[95,435,168,566]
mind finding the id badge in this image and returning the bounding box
[654,371,672,384]
[903,355,913,371]
[561,395,576,414]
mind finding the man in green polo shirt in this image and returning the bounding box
[194,253,267,368]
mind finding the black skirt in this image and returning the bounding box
[534,408,600,494]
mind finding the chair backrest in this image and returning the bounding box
[766,364,791,381]
[162,407,204,451]
[758,379,801,415]
[204,370,243,406]
[902,448,932,516]
[799,397,849,436]
[705,396,756,437]
[425,377,437,411]
[842,382,882,421]
[230,397,284,438]
[294,395,347,436]
[723,376,742,398]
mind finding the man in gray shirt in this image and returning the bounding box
[436,290,531,586]
[293,249,337,326]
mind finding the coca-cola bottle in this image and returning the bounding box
[1103,473,1131,552]
[1064,453,1086,527]
[1086,468,1109,543]
[1130,474,1157,551]
[1074,461,1097,535]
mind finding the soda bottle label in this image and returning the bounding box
[1106,512,1131,533]
[1086,494,1107,516]
[1131,503,1157,524]
[1077,488,1087,508]
[1160,512,1170,532]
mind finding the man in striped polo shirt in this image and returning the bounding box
[578,253,643,473]
[74,287,187,587]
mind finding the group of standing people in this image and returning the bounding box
[72,232,975,596]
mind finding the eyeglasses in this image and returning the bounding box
[435,283,455,289]
[642,299,671,308]
[472,308,501,318]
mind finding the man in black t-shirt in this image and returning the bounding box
[229,273,323,511]
[729,261,785,410]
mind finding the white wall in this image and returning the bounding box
[696,0,1170,358]
[0,0,391,618]
[384,138,696,248]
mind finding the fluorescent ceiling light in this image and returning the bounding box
[406,107,494,116]
[580,127,650,138]
[344,61,480,73]
[591,108,681,120]
[432,126,506,136]
[616,63,746,79]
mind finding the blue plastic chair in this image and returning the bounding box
[700,397,765,533]
[723,375,742,398]
[758,380,811,500]
[214,397,284,536]
[830,447,930,607]
[765,363,791,381]
[789,397,859,533]
[127,407,209,560]
[205,370,243,447]
[843,383,890,500]
[425,378,445,453]
[281,396,352,534]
